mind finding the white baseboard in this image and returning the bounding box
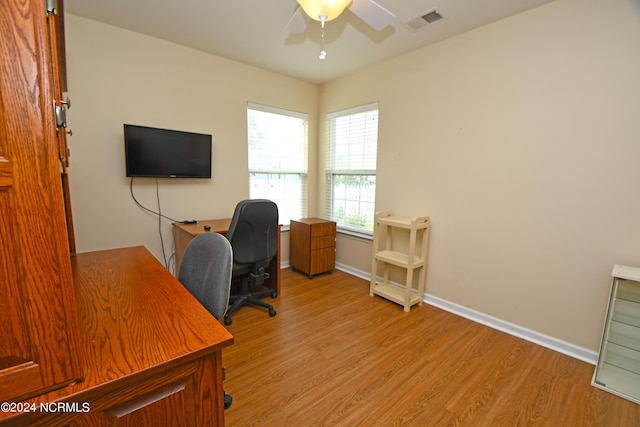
[335,263,598,365]
[335,262,371,281]
[424,294,598,364]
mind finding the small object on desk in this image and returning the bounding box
[204,225,211,231]
[184,219,197,224]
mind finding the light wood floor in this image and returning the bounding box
[222,268,640,426]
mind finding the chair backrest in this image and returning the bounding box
[226,199,278,266]
[178,232,233,320]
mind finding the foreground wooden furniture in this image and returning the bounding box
[174,219,281,297]
[0,247,234,426]
[592,264,640,404]
[0,0,82,405]
[370,211,430,312]
[1,2,234,424]
[290,218,336,279]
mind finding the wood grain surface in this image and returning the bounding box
[1,246,234,426]
[69,246,234,386]
[223,268,640,426]
[0,0,82,404]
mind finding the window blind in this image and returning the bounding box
[325,102,378,235]
[247,103,308,226]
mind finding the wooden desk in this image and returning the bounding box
[1,246,234,426]
[173,219,281,297]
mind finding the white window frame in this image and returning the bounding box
[325,102,379,237]
[247,103,308,227]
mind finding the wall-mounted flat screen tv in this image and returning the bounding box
[124,124,212,178]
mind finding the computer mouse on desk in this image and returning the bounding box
[203,225,211,231]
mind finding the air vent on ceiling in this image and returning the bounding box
[403,9,444,31]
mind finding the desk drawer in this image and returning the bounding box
[311,235,335,250]
[311,222,336,237]
[310,247,335,276]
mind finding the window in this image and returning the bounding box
[325,103,378,236]
[247,103,308,226]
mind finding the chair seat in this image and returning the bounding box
[232,263,252,277]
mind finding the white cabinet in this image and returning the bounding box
[369,211,430,312]
[592,265,640,404]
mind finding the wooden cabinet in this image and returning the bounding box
[1,2,233,425]
[0,0,83,404]
[592,265,640,404]
[1,247,234,426]
[370,211,430,312]
[290,218,336,279]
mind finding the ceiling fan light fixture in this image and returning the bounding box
[297,0,352,22]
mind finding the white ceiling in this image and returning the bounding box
[65,0,555,84]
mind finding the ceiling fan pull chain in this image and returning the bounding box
[319,14,327,60]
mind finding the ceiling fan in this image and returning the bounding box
[285,0,396,34]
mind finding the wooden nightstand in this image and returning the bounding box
[290,218,336,279]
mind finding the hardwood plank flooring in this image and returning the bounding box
[222,268,640,426]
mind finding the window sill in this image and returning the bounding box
[337,228,373,241]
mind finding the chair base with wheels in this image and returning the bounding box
[222,367,232,409]
[224,264,277,325]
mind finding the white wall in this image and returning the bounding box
[321,0,640,350]
[65,15,317,269]
[66,0,640,353]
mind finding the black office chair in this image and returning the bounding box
[177,232,234,409]
[224,199,278,326]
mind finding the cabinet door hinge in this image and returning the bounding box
[55,104,67,128]
[46,0,59,16]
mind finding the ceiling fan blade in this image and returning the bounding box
[284,6,309,34]
[349,0,395,31]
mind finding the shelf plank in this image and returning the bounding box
[375,250,424,268]
[371,282,421,306]
[618,280,640,304]
[594,363,640,404]
[601,342,640,375]
[608,321,640,351]
[612,265,640,282]
[611,299,640,328]
[377,215,429,230]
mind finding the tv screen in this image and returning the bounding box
[124,124,212,178]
